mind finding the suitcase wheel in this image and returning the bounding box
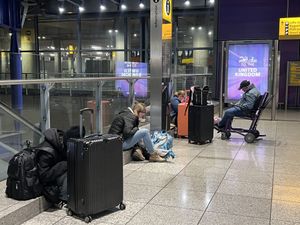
[119,202,126,210]
[84,216,92,223]
[66,209,73,216]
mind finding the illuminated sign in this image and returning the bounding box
[163,0,172,23]
[115,62,148,97]
[226,43,270,101]
[162,23,172,40]
[288,61,300,86]
[279,17,300,40]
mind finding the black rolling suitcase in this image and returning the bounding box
[67,108,125,223]
[188,105,214,144]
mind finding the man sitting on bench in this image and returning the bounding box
[215,80,261,129]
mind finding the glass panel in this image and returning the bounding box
[0,28,11,51]
[128,18,141,50]
[20,19,36,51]
[176,49,213,74]
[38,21,78,51]
[81,19,115,51]
[177,14,214,48]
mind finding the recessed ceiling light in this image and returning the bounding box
[184,0,190,7]
[100,4,106,11]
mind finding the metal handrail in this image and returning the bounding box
[0,76,150,86]
[171,73,212,78]
[0,73,213,86]
[0,101,43,136]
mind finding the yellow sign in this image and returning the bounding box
[162,23,172,40]
[289,61,300,86]
[68,45,75,55]
[163,0,172,23]
[279,17,300,40]
[182,58,194,64]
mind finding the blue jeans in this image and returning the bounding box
[219,106,247,128]
[122,128,154,154]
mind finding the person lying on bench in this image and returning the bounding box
[214,80,261,129]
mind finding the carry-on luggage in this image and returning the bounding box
[177,103,188,137]
[188,105,214,144]
[67,108,125,223]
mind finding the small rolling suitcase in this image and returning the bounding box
[177,103,188,137]
[67,108,125,223]
[188,105,214,144]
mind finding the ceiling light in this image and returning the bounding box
[198,26,202,30]
[58,6,65,14]
[42,36,46,39]
[208,31,213,36]
[121,4,127,10]
[108,29,113,33]
[100,4,106,11]
[184,0,190,7]
[115,29,118,33]
[134,33,137,37]
[79,6,85,12]
[191,27,195,30]
[209,0,215,5]
[139,2,145,9]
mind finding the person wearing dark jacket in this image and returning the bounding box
[36,126,83,205]
[215,80,261,129]
[109,102,165,162]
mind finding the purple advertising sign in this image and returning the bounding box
[226,43,270,101]
[115,62,148,97]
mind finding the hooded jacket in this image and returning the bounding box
[235,83,261,112]
[108,108,139,140]
[36,128,67,185]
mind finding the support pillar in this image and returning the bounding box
[150,0,173,131]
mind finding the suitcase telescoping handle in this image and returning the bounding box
[80,108,94,138]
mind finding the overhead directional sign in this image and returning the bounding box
[279,17,300,40]
[163,0,172,23]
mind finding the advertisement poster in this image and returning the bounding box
[115,62,148,97]
[226,43,270,101]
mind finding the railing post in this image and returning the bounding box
[272,40,280,121]
[40,83,50,132]
[219,41,225,117]
[128,79,136,106]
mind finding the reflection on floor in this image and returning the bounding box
[22,119,300,225]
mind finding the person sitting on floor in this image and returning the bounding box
[108,102,165,162]
[170,90,185,126]
[214,80,261,129]
[36,126,84,207]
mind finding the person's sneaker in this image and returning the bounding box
[54,201,67,209]
[132,148,145,161]
[149,151,166,162]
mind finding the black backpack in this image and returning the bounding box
[185,85,209,115]
[5,142,53,200]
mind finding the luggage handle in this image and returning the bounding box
[80,108,94,138]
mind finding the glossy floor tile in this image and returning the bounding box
[21,120,300,225]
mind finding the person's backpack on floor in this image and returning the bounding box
[5,141,53,200]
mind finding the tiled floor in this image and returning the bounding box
[22,119,300,225]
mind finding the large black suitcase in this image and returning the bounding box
[67,108,125,223]
[188,105,214,144]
